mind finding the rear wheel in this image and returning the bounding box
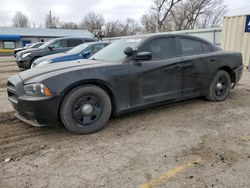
[206,70,231,102]
[60,85,111,134]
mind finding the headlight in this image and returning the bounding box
[22,53,31,58]
[24,83,52,96]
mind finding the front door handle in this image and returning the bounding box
[182,62,193,68]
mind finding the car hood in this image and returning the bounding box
[14,47,25,51]
[35,52,77,64]
[18,48,42,56]
[18,59,118,84]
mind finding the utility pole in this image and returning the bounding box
[155,0,160,33]
[49,10,52,28]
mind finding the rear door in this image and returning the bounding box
[129,36,183,107]
[178,37,214,98]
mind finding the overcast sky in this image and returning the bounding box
[0,0,249,27]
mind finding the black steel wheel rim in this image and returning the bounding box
[215,76,228,97]
[72,95,102,125]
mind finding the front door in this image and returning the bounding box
[128,37,182,107]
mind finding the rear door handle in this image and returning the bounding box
[173,64,181,70]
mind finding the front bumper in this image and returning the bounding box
[7,75,62,126]
[16,56,31,69]
[14,112,48,127]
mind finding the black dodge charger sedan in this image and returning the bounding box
[7,34,243,134]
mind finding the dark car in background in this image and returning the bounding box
[16,36,97,69]
[13,42,44,57]
[7,34,243,134]
[31,41,110,68]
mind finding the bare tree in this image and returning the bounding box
[104,19,141,37]
[12,12,29,27]
[141,13,157,33]
[105,21,121,37]
[170,0,227,30]
[60,22,78,29]
[196,0,227,28]
[119,18,142,36]
[152,0,181,32]
[142,0,227,32]
[79,12,105,32]
[45,11,60,29]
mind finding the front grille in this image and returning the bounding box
[7,81,18,103]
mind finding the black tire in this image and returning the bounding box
[29,57,40,68]
[60,85,112,134]
[206,70,231,102]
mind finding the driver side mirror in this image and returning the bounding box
[134,52,152,61]
[82,51,91,58]
[123,47,134,56]
[48,46,54,51]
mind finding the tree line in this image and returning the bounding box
[12,0,227,37]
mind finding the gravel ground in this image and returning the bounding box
[0,57,250,188]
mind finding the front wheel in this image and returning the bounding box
[60,85,112,134]
[206,70,231,102]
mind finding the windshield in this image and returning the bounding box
[67,43,89,54]
[39,39,57,49]
[24,44,32,48]
[90,38,144,62]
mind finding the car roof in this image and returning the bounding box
[84,41,110,46]
[57,36,97,40]
[122,33,217,47]
[125,33,208,41]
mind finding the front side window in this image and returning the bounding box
[180,38,203,56]
[139,37,179,60]
[52,39,68,48]
[89,44,106,55]
[32,43,44,48]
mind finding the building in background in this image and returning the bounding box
[0,27,93,56]
[105,27,222,46]
[221,15,250,66]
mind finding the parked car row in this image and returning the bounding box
[14,36,103,69]
[31,41,110,68]
[8,34,243,134]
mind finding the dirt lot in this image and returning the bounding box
[0,57,250,188]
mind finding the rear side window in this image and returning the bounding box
[68,39,83,47]
[52,39,68,48]
[180,38,204,56]
[202,43,212,52]
[84,38,97,42]
[139,37,179,60]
